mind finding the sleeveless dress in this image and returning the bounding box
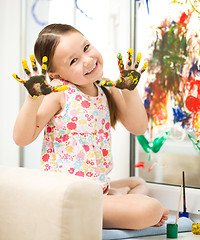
[41,80,113,193]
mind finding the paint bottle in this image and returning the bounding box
[192,223,200,235]
[179,211,189,218]
[167,224,178,238]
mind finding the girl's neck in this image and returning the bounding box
[76,83,98,97]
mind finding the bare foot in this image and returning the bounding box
[108,186,131,195]
[153,208,169,227]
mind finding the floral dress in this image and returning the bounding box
[41,80,113,193]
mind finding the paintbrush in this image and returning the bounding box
[176,184,183,225]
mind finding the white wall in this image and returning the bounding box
[0,0,21,166]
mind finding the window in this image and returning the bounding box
[130,0,200,219]
[132,0,200,189]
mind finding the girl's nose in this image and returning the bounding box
[83,56,92,67]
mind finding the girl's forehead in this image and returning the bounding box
[55,32,88,55]
[59,32,87,44]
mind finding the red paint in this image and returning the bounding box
[135,161,145,168]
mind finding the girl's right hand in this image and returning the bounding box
[100,49,148,91]
[13,55,68,98]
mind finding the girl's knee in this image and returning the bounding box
[128,176,150,195]
[129,176,147,186]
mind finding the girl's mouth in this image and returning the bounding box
[85,62,97,75]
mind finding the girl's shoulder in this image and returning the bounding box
[49,79,66,87]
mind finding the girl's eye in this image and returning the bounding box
[70,58,77,65]
[84,44,90,52]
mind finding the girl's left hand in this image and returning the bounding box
[12,55,68,98]
[100,49,148,91]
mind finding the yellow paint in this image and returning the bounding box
[143,62,148,70]
[22,59,30,72]
[192,223,200,235]
[30,54,36,66]
[189,0,200,14]
[12,73,23,83]
[117,53,122,59]
[54,85,68,92]
[170,0,182,4]
[137,52,142,62]
[42,56,48,73]
[127,48,134,56]
[42,56,48,63]
[101,80,106,86]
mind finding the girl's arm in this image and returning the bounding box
[13,56,67,146]
[13,87,64,146]
[102,50,148,135]
[110,87,148,135]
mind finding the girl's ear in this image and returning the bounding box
[49,72,61,80]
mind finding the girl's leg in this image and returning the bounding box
[103,193,166,230]
[108,176,149,195]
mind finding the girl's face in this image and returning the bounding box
[50,32,104,87]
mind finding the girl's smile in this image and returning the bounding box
[84,62,97,75]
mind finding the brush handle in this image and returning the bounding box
[175,185,183,225]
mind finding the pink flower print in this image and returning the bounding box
[98,129,104,134]
[93,130,97,135]
[102,149,108,157]
[70,109,78,117]
[105,122,110,130]
[68,168,75,174]
[83,144,89,152]
[81,100,90,108]
[96,159,100,165]
[72,117,78,121]
[86,160,90,164]
[104,132,108,138]
[77,152,85,159]
[42,154,50,162]
[102,119,105,125]
[44,164,51,171]
[62,134,69,142]
[55,137,61,143]
[63,154,68,160]
[68,88,75,94]
[75,171,84,177]
[75,94,82,101]
[47,127,52,133]
[67,122,77,130]
[99,105,104,110]
[85,114,94,121]
[103,162,109,168]
[85,114,91,121]
[47,148,52,153]
[86,172,93,177]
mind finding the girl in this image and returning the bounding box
[13,23,168,230]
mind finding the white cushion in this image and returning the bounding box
[0,166,103,240]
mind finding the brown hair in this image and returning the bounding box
[34,23,119,128]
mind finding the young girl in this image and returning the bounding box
[13,23,169,230]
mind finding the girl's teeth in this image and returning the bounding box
[87,64,96,74]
